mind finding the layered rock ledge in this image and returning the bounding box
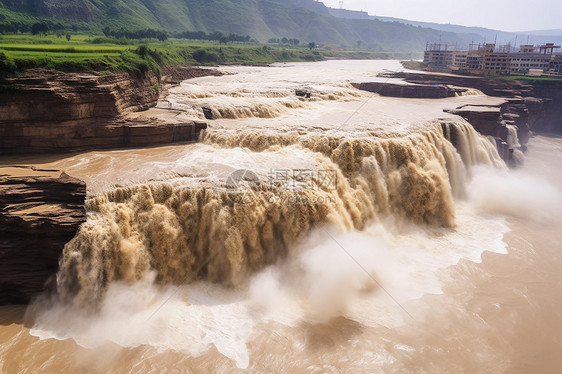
[0,67,220,154]
[378,71,561,136]
[355,81,467,98]
[0,167,86,304]
[357,71,557,156]
[0,67,224,304]
[354,71,554,166]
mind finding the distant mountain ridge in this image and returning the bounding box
[518,29,562,37]
[321,5,562,48]
[370,16,562,47]
[0,0,488,51]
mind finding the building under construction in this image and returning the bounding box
[424,42,562,76]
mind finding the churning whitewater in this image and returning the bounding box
[18,61,537,371]
[41,120,503,309]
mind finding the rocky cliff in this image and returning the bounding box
[0,68,214,154]
[356,71,552,166]
[382,71,562,136]
[0,167,86,304]
[527,84,562,135]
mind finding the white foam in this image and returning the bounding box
[26,60,517,368]
[31,275,254,369]
[469,165,562,223]
[31,202,509,369]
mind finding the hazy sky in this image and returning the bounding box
[320,0,561,32]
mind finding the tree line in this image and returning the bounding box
[0,20,285,48]
[0,20,69,35]
[102,27,168,41]
[174,31,253,44]
[100,28,252,44]
[268,37,300,46]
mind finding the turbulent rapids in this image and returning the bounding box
[14,60,562,373]
[55,120,503,308]
[172,80,362,120]
[5,59,562,374]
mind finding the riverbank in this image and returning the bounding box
[391,68,562,136]
[0,35,326,77]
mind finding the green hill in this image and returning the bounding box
[0,0,482,51]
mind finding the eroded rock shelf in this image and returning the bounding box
[0,69,212,154]
[0,167,86,304]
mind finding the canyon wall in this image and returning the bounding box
[527,84,562,135]
[0,69,211,154]
[0,167,86,304]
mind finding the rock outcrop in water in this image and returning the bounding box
[445,105,504,137]
[0,68,217,154]
[357,71,554,165]
[444,97,543,147]
[382,71,534,98]
[0,167,86,304]
[356,82,467,98]
[379,71,561,137]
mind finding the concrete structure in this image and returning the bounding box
[550,54,562,74]
[452,51,468,68]
[482,51,511,75]
[465,54,483,71]
[423,43,454,69]
[510,44,559,74]
[462,44,511,75]
[425,42,561,76]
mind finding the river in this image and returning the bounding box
[1,60,561,373]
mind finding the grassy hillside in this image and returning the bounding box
[0,0,479,51]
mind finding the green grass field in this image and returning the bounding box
[0,33,424,78]
[0,33,331,76]
[498,75,562,85]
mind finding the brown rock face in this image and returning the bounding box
[357,82,465,98]
[445,105,505,138]
[528,84,562,135]
[382,71,534,98]
[383,71,562,135]
[0,167,86,304]
[2,69,159,121]
[0,69,208,154]
[444,97,544,149]
[161,65,224,85]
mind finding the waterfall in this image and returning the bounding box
[54,120,505,308]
